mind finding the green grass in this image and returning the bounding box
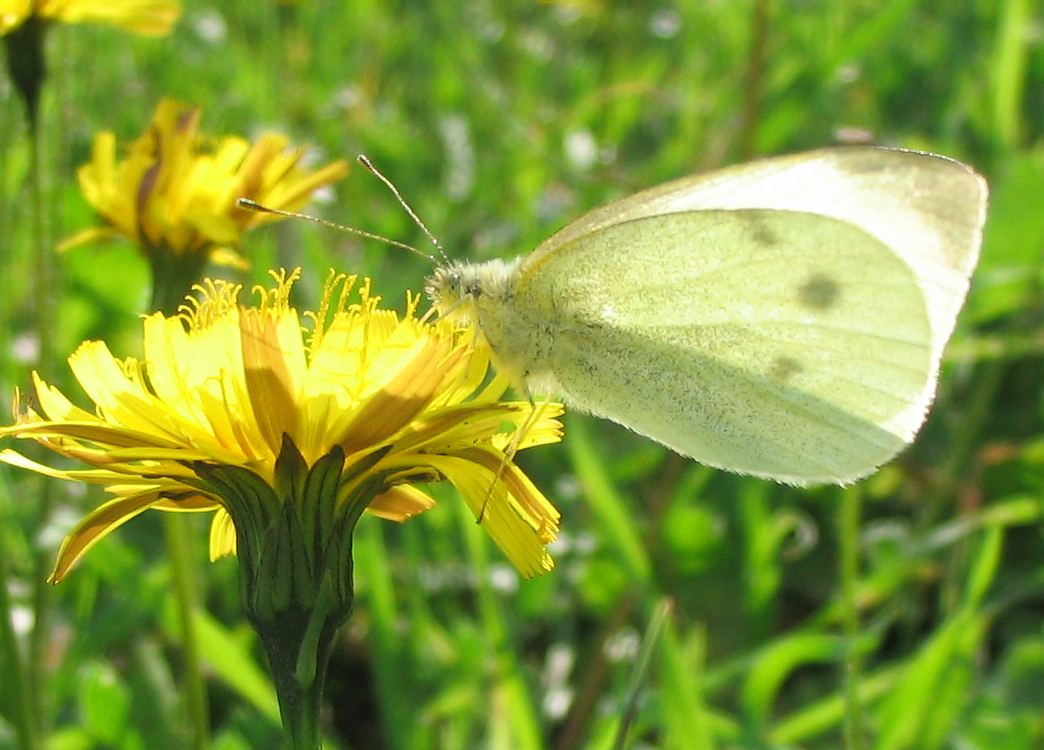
[1,1,1042,748]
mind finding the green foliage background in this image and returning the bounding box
[1,1,1041,749]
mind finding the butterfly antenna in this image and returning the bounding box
[357,155,451,265]
[235,198,436,263]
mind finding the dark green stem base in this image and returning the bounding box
[253,603,348,750]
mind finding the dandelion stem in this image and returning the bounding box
[164,515,211,750]
[147,230,213,750]
[26,66,55,742]
[149,250,209,317]
[0,504,41,750]
[255,594,344,750]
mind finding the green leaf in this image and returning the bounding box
[78,661,130,744]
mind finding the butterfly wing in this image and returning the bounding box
[508,203,966,484]
[528,147,987,374]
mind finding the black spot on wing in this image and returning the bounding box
[798,273,841,310]
[745,214,779,248]
[768,355,802,383]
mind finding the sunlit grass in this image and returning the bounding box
[1,1,1041,749]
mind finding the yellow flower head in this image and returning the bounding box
[1,0,180,35]
[0,270,563,584]
[61,99,349,272]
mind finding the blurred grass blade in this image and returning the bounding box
[161,598,280,726]
[612,598,673,750]
[566,417,651,583]
[742,633,842,727]
[990,0,1030,148]
[353,520,413,749]
[458,499,544,750]
[659,614,715,750]
[874,527,1003,750]
[0,499,40,750]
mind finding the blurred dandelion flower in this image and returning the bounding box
[0,0,181,35]
[60,99,349,299]
[0,1,31,34]
[0,269,563,586]
[3,0,179,123]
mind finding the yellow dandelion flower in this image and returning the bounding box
[0,0,180,35]
[1,267,562,745]
[60,99,349,287]
[0,1,30,34]
[0,269,563,588]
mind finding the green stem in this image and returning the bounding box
[193,443,368,748]
[164,515,210,750]
[0,507,40,750]
[839,487,865,750]
[613,599,674,750]
[253,590,345,750]
[23,13,51,378]
[148,249,210,316]
[147,236,213,750]
[25,54,54,742]
[739,0,769,159]
[193,442,380,747]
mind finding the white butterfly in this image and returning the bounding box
[426,147,988,485]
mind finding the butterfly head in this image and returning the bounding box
[426,258,521,324]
